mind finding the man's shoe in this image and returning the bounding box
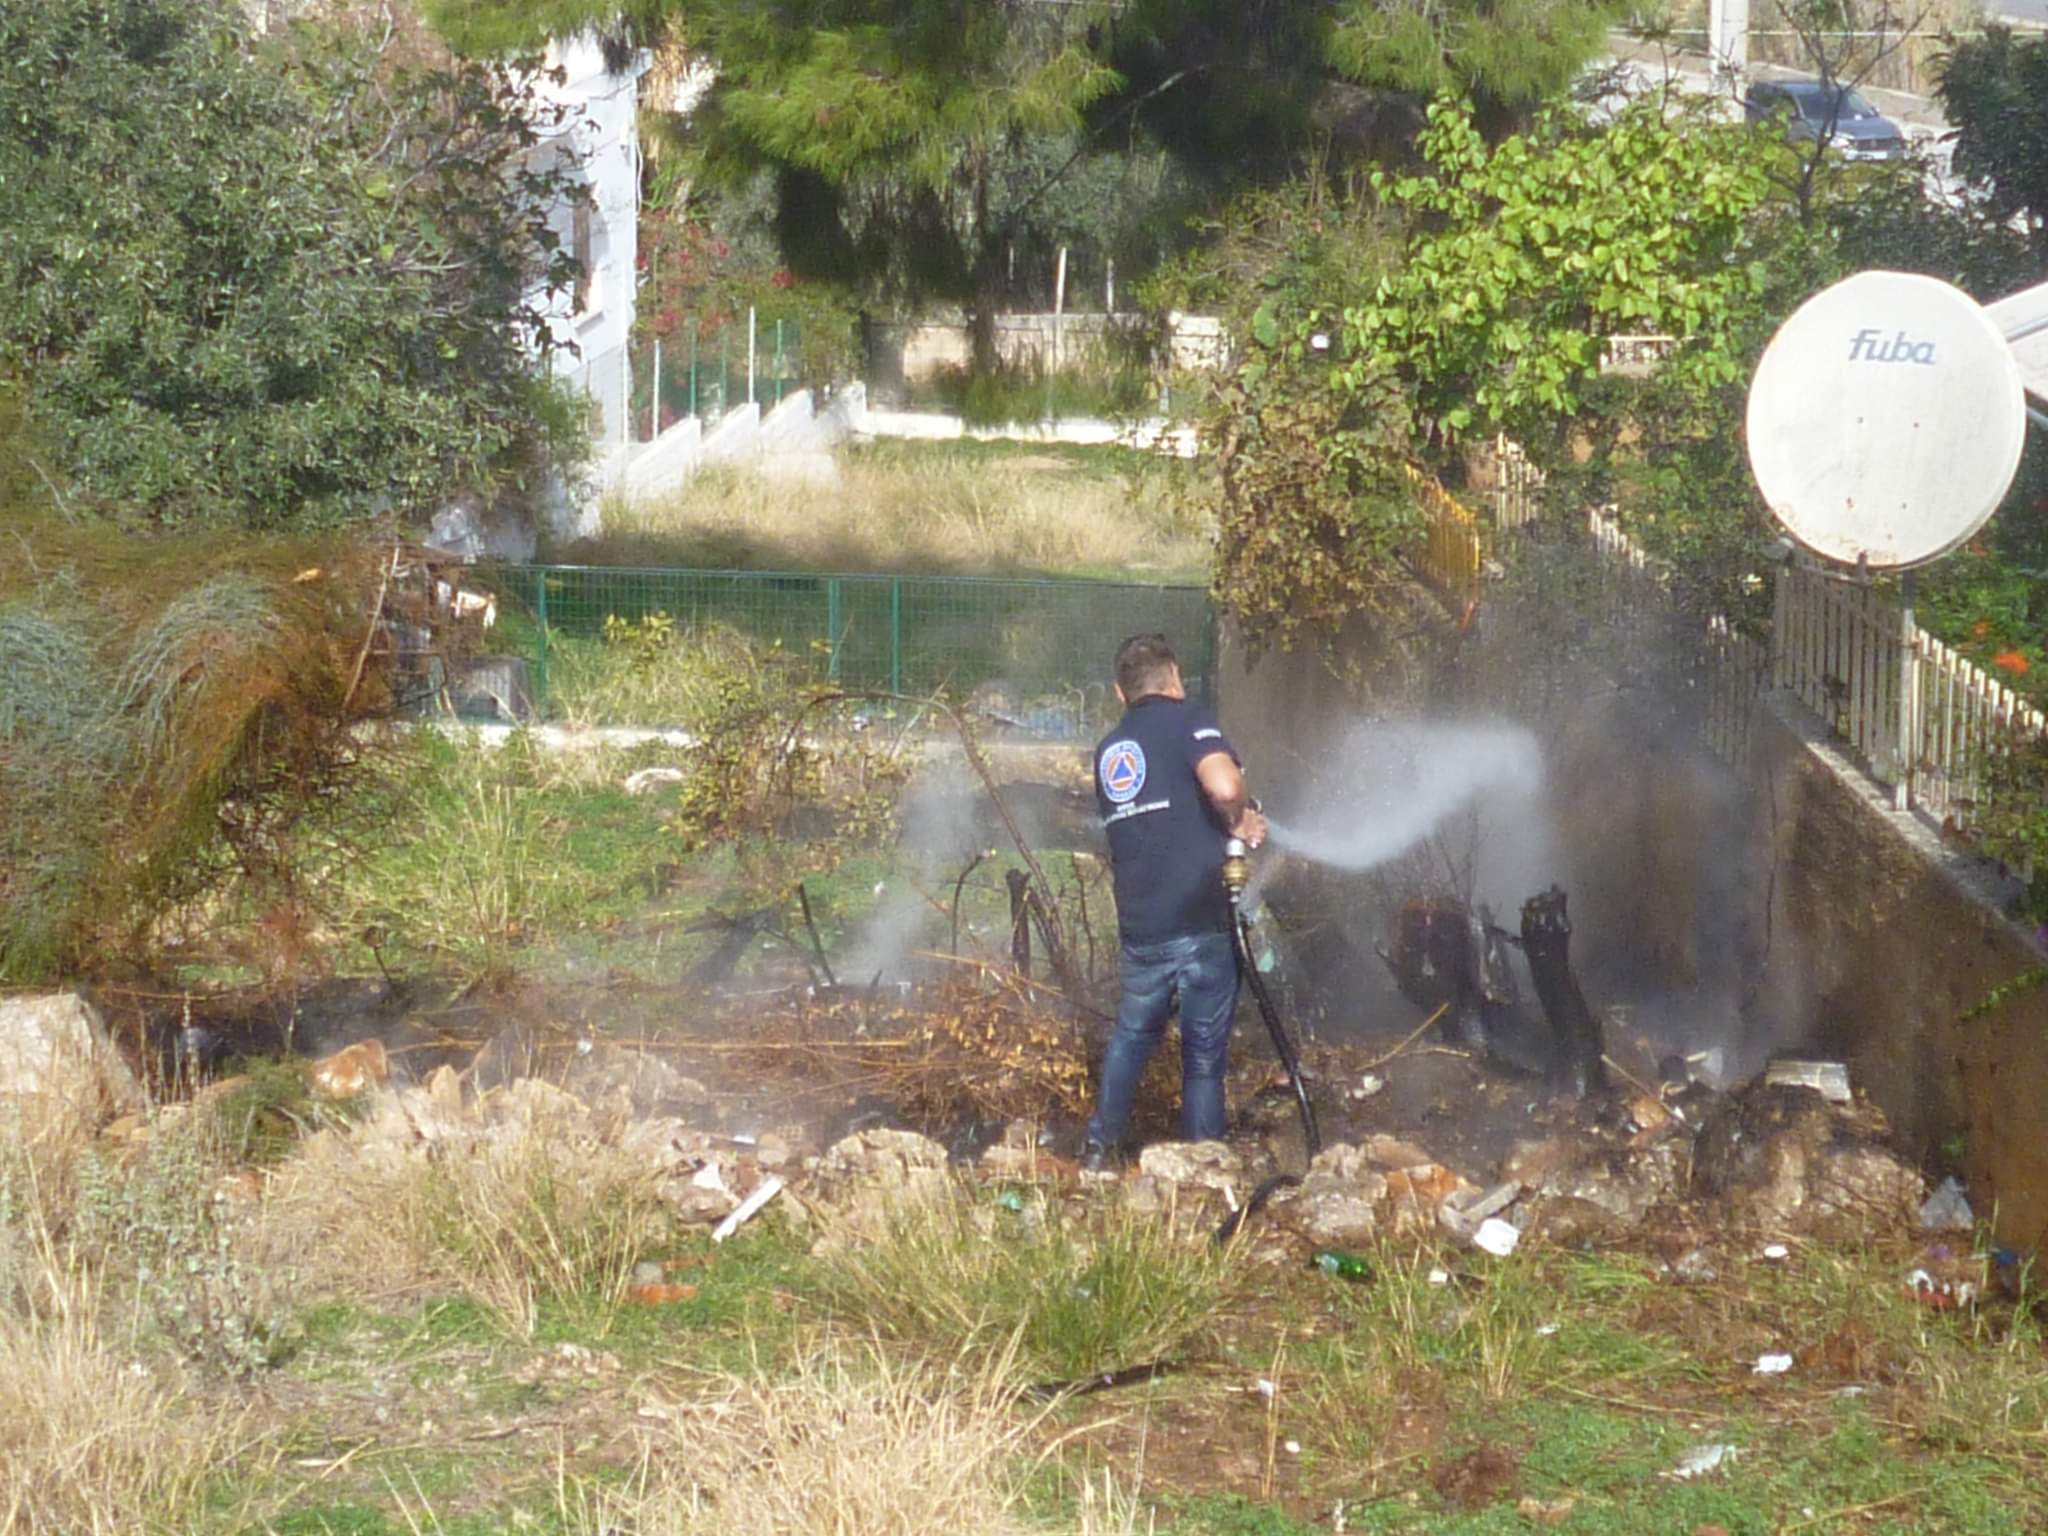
[1081,1139,1113,1173]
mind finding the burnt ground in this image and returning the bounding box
[74,960,2048,1534]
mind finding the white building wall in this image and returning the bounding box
[529,37,649,451]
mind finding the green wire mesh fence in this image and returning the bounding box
[493,565,1216,738]
[629,314,811,444]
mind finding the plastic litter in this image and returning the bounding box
[1535,1323,1561,1337]
[1353,1072,1386,1100]
[1668,1443,1739,1480]
[710,1175,784,1243]
[1753,1352,1794,1375]
[1284,1440,1301,1455]
[994,1190,1028,1213]
[1427,1267,1451,1286]
[1473,1217,1521,1257]
[1904,1265,1977,1310]
[1672,1248,1718,1283]
[1919,1176,1973,1231]
[1759,1243,1791,1261]
[1765,1058,1851,1103]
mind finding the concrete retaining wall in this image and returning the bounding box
[1741,701,2048,1251]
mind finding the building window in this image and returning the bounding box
[572,200,595,316]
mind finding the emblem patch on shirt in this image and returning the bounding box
[1099,739,1147,805]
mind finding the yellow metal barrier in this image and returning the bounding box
[1404,463,1482,605]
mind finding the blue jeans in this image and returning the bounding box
[1087,930,1240,1147]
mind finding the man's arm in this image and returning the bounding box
[1195,751,1266,847]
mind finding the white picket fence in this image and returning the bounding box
[1774,562,2046,827]
[1584,507,1771,768]
[1483,434,1546,531]
[1580,506,2045,829]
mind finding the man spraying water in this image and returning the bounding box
[1082,634,1266,1170]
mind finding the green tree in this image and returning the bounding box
[680,0,1120,365]
[1345,96,1786,452]
[1939,24,2048,271]
[1109,0,1633,173]
[0,0,585,529]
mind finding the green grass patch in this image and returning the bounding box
[816,1185,1226,1381]
[534,1217,819,1376]
[1155,1493,1328,1535]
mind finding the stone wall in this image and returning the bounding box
[1742,703,2048,1252]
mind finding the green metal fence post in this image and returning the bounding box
[889,578,903,696]
[826,577,842,682]
[533,566,550,716]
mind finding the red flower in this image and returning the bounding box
[1993,650,2030,676]
[771,267,795,290]
[1973,620,1991,639]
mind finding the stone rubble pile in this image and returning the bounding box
[1063,1066,1932,1252]
[16,984,1939,1259]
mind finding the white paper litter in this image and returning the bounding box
[1760,1243,1790,1261]
[1427,1267,1451,1286]
[1668,1443,1738,1480]
[1473,1217,1521,1257]
[1753,1352,1795,1375]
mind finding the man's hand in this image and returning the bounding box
[1233,805,1267,849]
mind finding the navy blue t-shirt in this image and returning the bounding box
[1094,694,1240,944]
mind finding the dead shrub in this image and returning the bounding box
[0,515,400,981]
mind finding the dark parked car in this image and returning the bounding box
[1743,80,1907,162]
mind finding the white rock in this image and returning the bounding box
[0,992,142,1121]
[1138,1140,1244,1193]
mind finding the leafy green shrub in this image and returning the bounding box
[0,0,585,528]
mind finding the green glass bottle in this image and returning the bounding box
[1313,1250,1371,1281]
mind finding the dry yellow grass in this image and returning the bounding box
[587,447,1212,582]
[266,1096,671,1336]
[566,1342,1149,1536]
[0,1245,254,1535]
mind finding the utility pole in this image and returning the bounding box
[1708,0,1750,86]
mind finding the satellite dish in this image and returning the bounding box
[1746,271,2027,570]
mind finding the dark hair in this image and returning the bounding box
[1114,633,1178,698]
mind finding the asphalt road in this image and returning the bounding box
[1989,0,2048,24]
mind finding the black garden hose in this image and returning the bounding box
[1210,923,1320,1247]
[1235,909,1320,1159]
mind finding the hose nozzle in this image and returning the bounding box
[1221,837,1250,903]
